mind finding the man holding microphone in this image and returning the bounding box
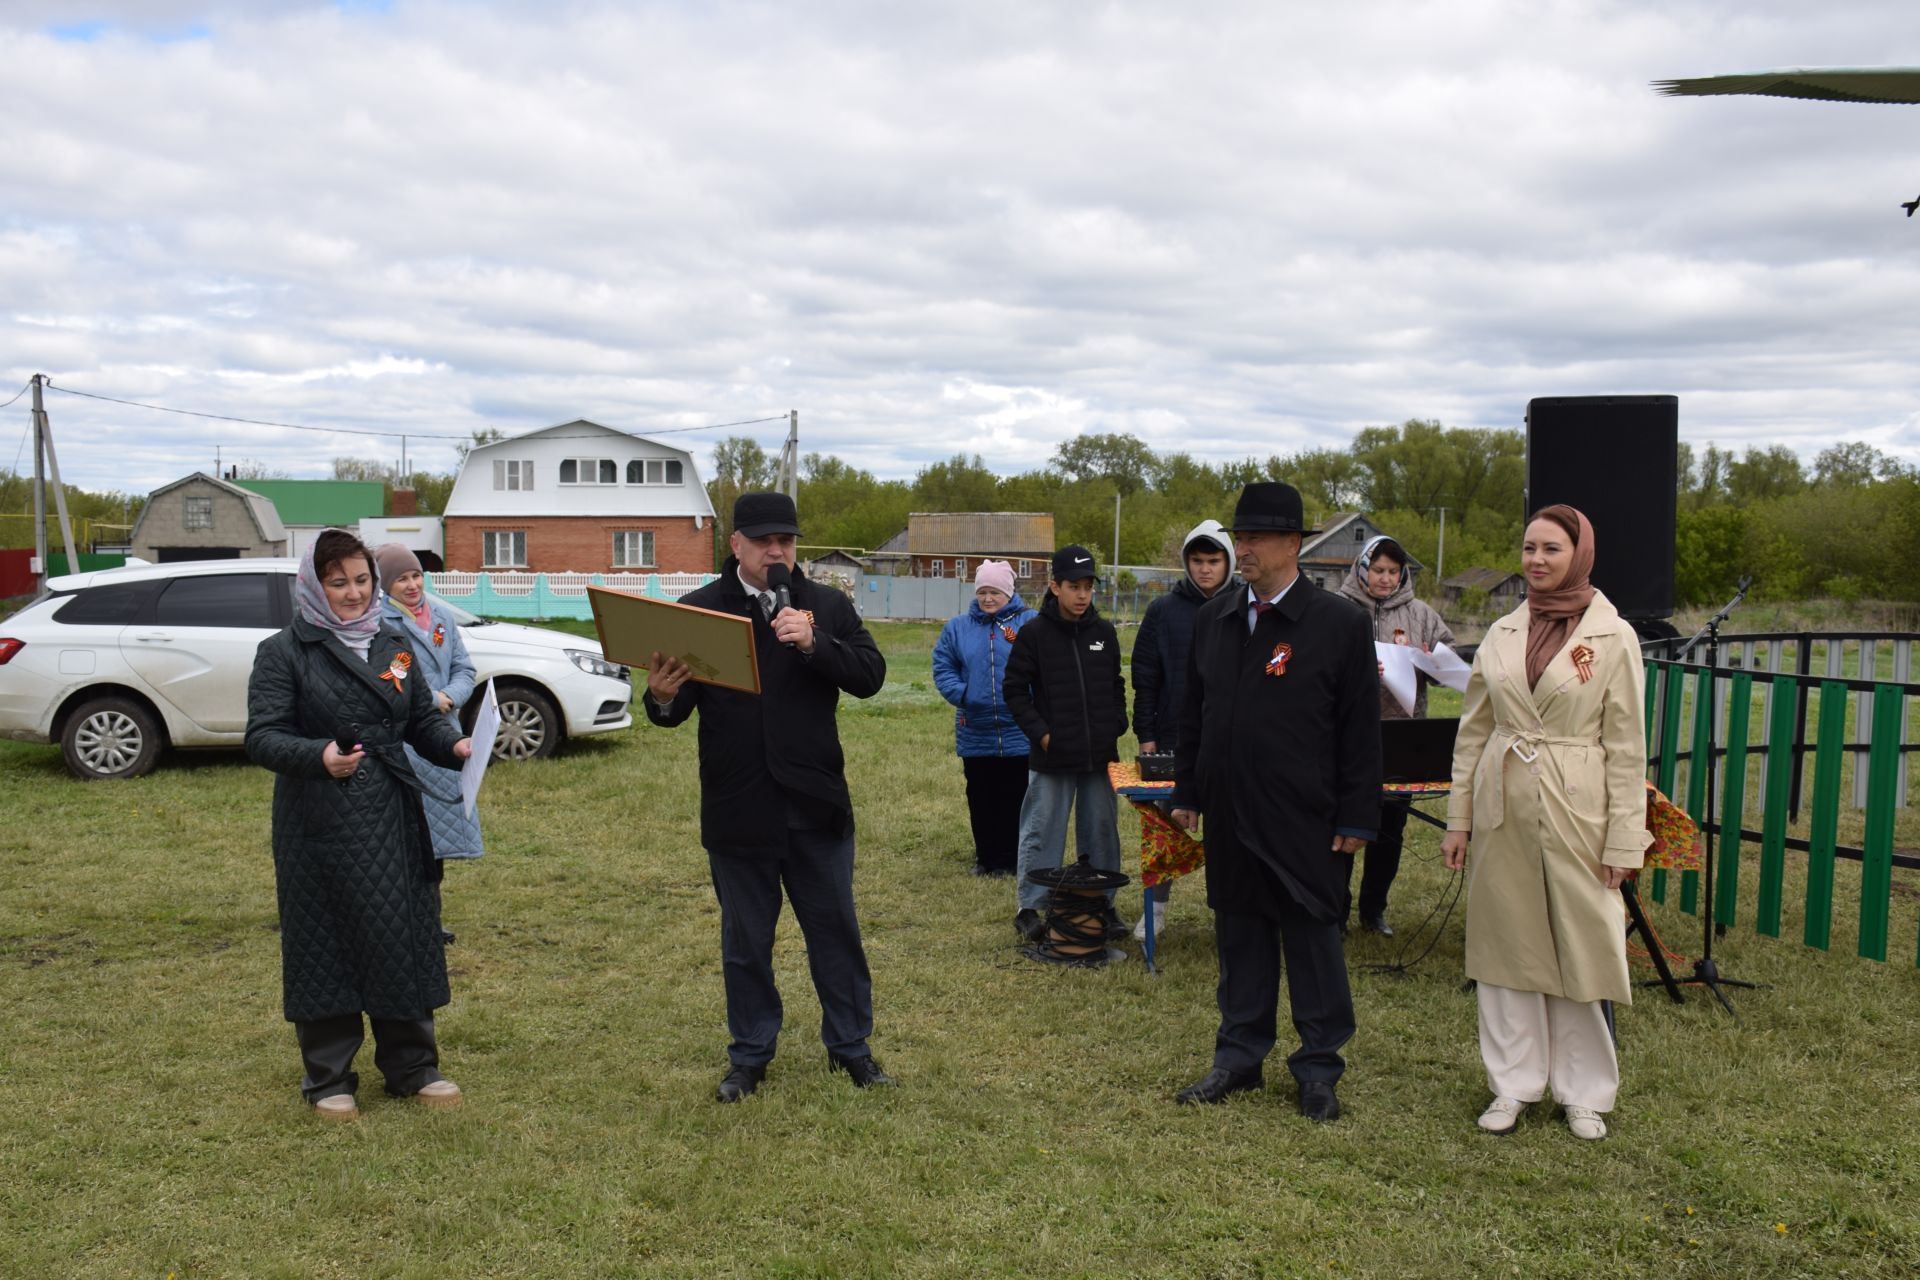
[643,492,891,1102]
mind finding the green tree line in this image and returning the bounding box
[705,423,1919,606]
[7,425,1914,606]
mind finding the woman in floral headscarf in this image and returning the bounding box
[1440,506,1650,1142]
[245,529,473,1121]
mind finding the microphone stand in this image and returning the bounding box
[1652,575,1757,1021]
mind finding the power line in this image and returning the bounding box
[40,381,789,444]
[0,381,29,410]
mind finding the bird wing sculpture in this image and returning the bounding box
[1654,68,1920,214]
[1652,67,1920,104]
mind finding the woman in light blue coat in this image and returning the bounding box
[376,544,485,861]
[932,560,1035,877]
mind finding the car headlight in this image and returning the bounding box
[566,649,629,680]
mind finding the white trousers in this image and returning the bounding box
[1476,983,1619,1112]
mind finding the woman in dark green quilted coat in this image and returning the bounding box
[246,529,473,1120]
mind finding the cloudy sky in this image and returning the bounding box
[4,0,1918,493]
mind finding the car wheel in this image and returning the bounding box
[491,684,561,761]
[60,696,164,780]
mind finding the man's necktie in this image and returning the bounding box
[1253,600,1275,617]
[759,593,776,619]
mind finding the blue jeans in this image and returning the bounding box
[1015,770,1121,911]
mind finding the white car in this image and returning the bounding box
[0,557,633,780]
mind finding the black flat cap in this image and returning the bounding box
[1229,482,1305,534]
[733,491,802,539]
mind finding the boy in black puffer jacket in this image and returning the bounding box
[1003,544,1129,943]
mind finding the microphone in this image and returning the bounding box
[765,563,796,647]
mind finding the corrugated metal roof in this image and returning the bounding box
[906,512,1054,554]
[235,479,387,527]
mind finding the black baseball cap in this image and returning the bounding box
[733,491,802,538]
[1050,544,1099,582]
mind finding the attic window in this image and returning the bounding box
[625,459,684,486]
[561,458,617,486]
[1354,527,1365,541]
[184,496,214,530]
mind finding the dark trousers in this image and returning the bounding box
[1346,798,1409,923]
[1211,903,1355,1085]
[294,1013,441,1102]
[707,826,874,1067]
[962,755,1028,873]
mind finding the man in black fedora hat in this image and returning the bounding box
[1169,481,1381,1121]
[642,491,893,1101]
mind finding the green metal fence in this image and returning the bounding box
[1642,633,1918,966]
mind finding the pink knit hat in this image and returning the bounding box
[974,559,1017,598]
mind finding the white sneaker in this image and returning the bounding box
[1564,1105,1607,1140]
[312,1093,358,1121]
[415,1079,463,1108]
[1476,1096,1528,1135]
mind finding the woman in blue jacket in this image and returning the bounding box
[375,544,486,863]
[932,560,1036,876]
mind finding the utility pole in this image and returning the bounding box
[30,375,82,596]
[774,410,800,502]
[1112,491,1122,610]
[1435,506,1448,587]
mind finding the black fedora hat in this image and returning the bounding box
[733,491,802,539]
[1229,481,1304,534]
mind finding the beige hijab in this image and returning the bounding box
[1524,505,1596,691]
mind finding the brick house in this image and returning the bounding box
[441,420,716,574]
[130,473,289,562]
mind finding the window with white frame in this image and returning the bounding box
[482,531,527,567]
[1017,559,1032,578]
[955,558,967,581]
[625,458,685,486]
[492,459,534,491]
[929,559,944,578]
[560,458,617,486]
[612,530,655,568]
[183,496,214,530]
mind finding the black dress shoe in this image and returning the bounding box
[1014,909,1045,941]
[1102,906,1130,942]
[1174,1066,1263,1105]
[1298,1080,1340,1123]
[828,1053,895,1088]
[716,1063,765,1103]
[1360,914,1394,938]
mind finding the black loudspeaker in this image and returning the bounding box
[1525,395,1677,621]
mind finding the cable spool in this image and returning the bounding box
[1022,860,1132,967]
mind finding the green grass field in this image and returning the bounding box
[4,621,1918,1278]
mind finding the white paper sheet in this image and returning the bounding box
[461,680,499,818]
[1411,642,1474,693]
[1375,642,1419,716]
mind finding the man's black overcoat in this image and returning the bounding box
[1173,577,1382,922]
[644,558,885,856]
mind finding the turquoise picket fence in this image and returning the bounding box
[424,571,717,621]
[1641,633,1918,966]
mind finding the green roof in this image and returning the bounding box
[234,479,387,527]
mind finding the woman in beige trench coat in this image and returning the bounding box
[1440,506,1650,1140]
